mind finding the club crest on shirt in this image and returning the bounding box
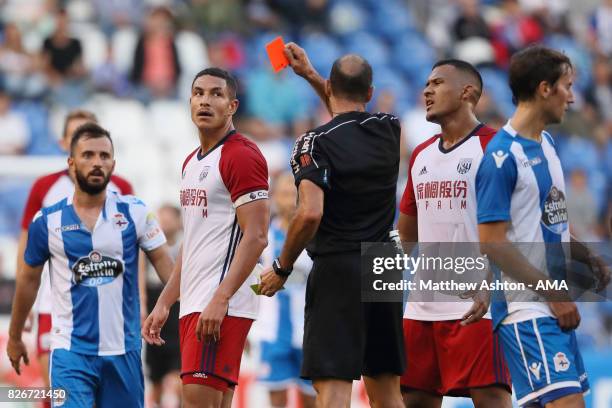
[72,250,124,286]
[456,158,473,174]
[199,166,211,182]
[112,213,129,231]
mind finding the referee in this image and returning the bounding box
[260,43,405,408]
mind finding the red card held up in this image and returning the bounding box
[265,36,289,72]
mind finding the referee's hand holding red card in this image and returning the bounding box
[283,42,315,78]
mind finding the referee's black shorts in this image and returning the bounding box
[301,251,406,381]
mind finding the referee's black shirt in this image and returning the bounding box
[290,111,400,256]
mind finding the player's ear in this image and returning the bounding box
[538,80,552,99]
[365,86,374,103]
[228,98,239,116]
[325,80,332,98]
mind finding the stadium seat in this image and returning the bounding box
[111,27,139,75]
[176,30,210,100]
[301,32,343,75]
[73,23,108,71]
[343,31,389,69]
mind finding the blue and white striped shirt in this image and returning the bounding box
[24,191,166,355]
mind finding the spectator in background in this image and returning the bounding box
[589,0,612,57]
[92,0,144,37]
[92,44,130,97]
[144,204,183,408]
[453,0,491,42]
[130,6,181,102]
[566,168,599,241]
[42,9,88,107]
[585,56,612,122]
[0,88,30,155]
[245,68,310,138]
[179,0,245,38]
[0,23,45,99]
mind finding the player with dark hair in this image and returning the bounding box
[398,59,512,407]
[477,45,610,407]
[8,123,174,407]
[143,67,270,408]
[259,43,405,408]
[13,109,132,408]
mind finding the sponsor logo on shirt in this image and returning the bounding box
[542,186,568,233]
[456,158,472,174]
[415,180,468,211]
[300,153,312,167]
[521,156,542,168]
[72,250,124,286]
[180,188,208,218]
[418,166,428,176]
[56,223,81,233]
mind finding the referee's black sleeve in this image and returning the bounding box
[290,132,330,190]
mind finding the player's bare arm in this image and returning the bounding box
[145,244,175,284]
[568,235,611,292]
[7,262,44,374]
[143,245,182,346]
[479,221,580,331]
[284,42,331,115]
[397,213,418,254]
[260,180,323,297]
[196,199,269,343]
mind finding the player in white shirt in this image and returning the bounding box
[143,67,270,408]
[398,60,511,407]
[477,45,610,407]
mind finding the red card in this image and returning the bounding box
[265,36,289,72]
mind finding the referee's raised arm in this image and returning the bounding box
[260,46,405,408]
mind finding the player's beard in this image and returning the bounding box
[75,167,111,195]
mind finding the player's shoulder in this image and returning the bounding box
[110,191,147,208]
[109,174,133,194]
[542,130,556,146]
[221,132,266,161]
[182,146,200,173]
[39,196,70,218]
[474,124,498,151]
[412,134,440,158]
[483,127,515,155]
[31,170,67,193]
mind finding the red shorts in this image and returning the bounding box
[179,313,252,392]
[401,319,511,397]
[36,313,52,357]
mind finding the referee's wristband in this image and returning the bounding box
[272,258,292,277]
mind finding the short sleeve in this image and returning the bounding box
[219,140,269,207]
[134,204,167,252]
[399,152,418,216]
[110,175,134,195]
[24,211,50,266]
[290,132,330,190]
[21,182,45,230]
[476,149,518,224]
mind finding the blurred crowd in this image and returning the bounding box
[0,0,610,355]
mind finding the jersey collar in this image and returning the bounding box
[197,129,237,161]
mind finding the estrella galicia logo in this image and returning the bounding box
[542,186,568,234]
[72,250,124,287]
[457,158,473,174]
